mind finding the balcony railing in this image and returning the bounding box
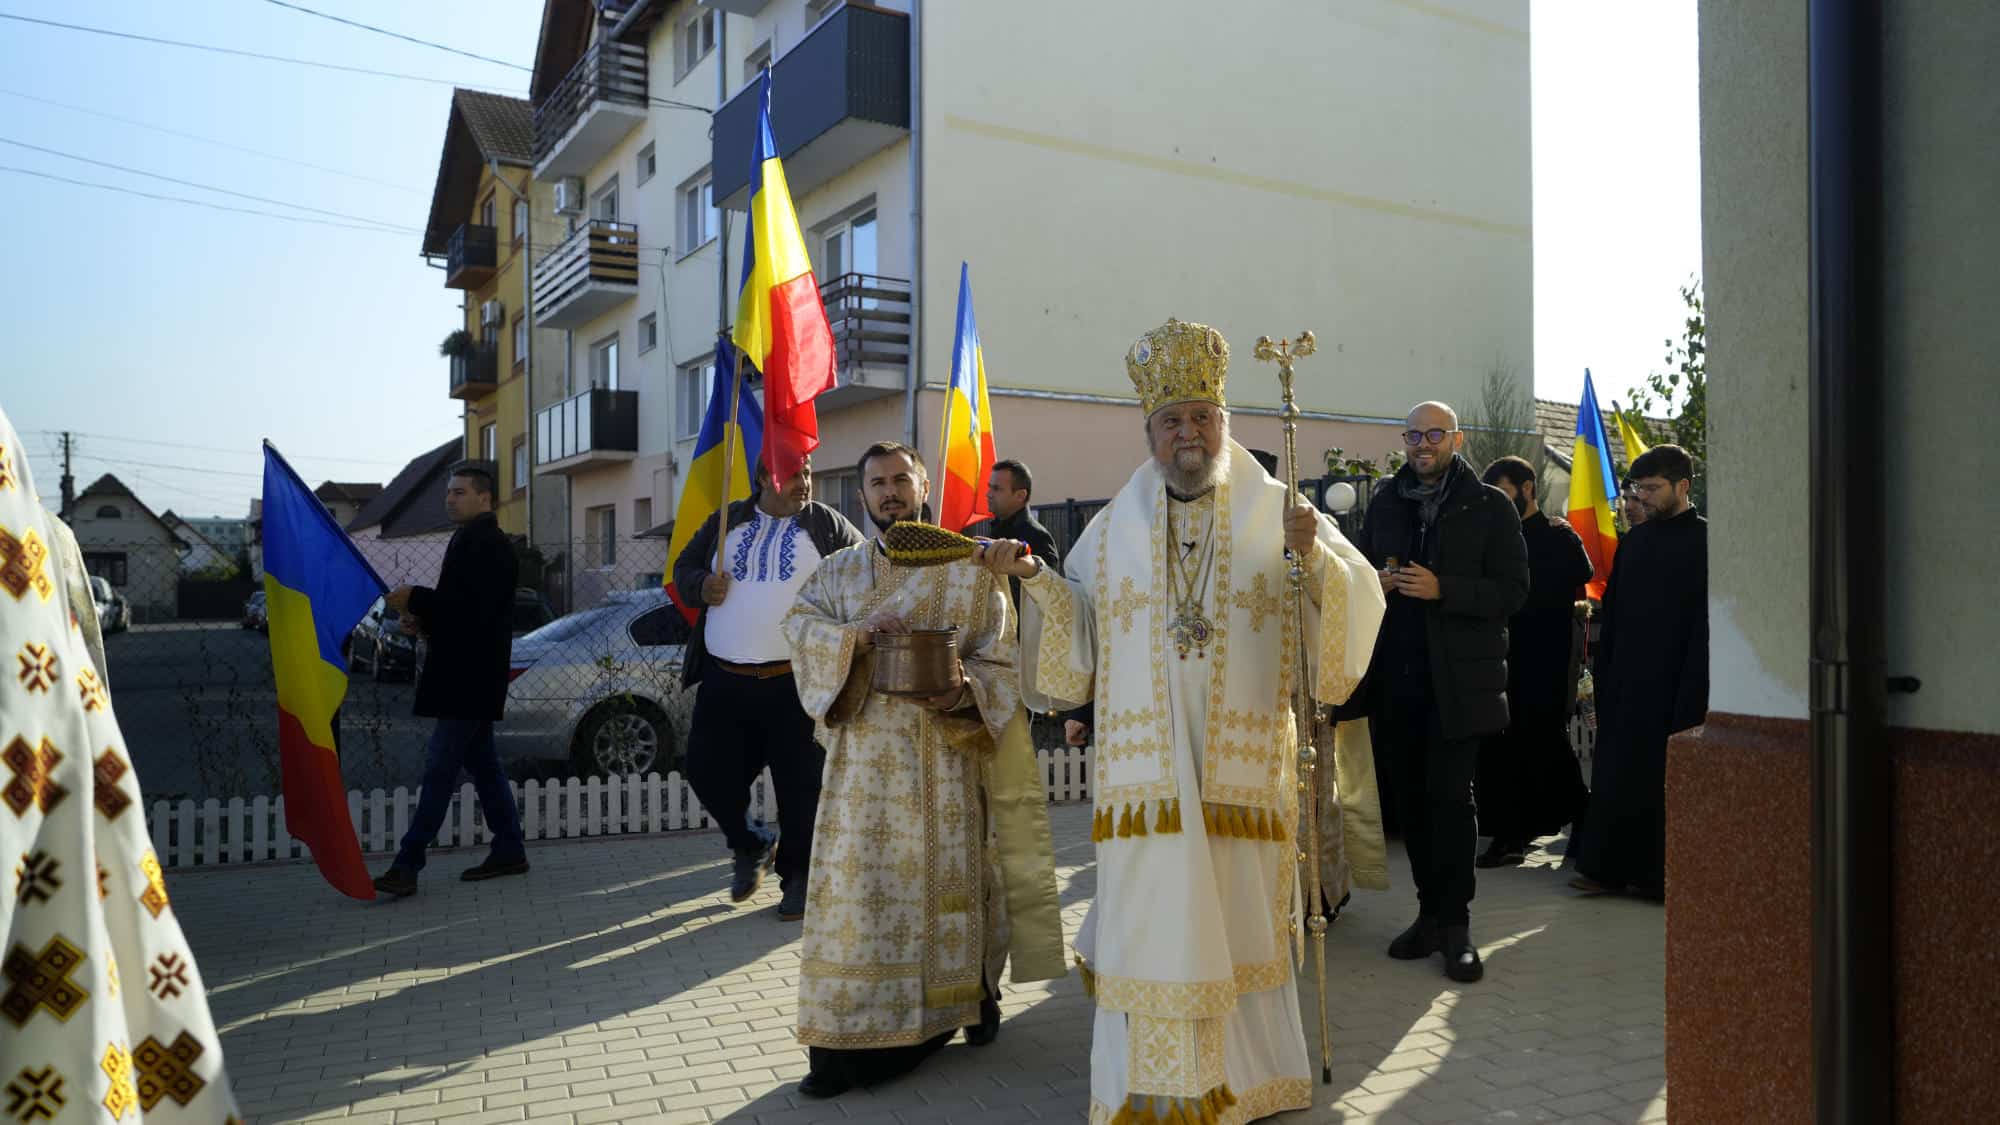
[444,223,497,290]
[820,272,910,405]
[535,386,639,474]
[532,220,640,330]
[534,39,648,178]
[449,342,499,400]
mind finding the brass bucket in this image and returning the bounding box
[872,628,961,697]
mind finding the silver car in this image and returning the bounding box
[496,589,694,778]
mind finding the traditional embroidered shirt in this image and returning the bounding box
[705,510,823,664]
[1018,439,1387,1124]
[0,403,243,1123]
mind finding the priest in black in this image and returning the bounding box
[1475,457,1593,868]
[1569,444,1708,899]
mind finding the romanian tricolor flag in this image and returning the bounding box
[732,71,834,492]
[1567,371,1620,601]
[1613,400,1652,466]
[260,442,385,899]
[937,263,996,533]
[665,335,765,623]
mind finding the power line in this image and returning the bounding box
[260,0,531,72]
[0,12,526,94]
[0,164,411,235]
[61,453,263,481]
[0,88,427,194]
[0,136,417,231]
[38,430,401,467]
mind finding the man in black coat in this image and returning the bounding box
[1569,444,1708,899]
[373,462,525,896]
[964,459,1060,605]
[674,455,863,920]
[1352,402,1529,982]
[1476,456,1593,868]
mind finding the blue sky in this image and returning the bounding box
[0,1,1699,519]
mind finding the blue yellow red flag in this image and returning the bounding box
[938,263,997,533]
[732,71,835,492]
[1567,371,1620,600]
[665,336,765,623]
[260,442,386,899]
[1612,400,1652,464]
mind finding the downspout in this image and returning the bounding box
[1807,0,1892,1121]
[902,0,923,448]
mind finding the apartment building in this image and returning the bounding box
[420,89,570,543]
[526,0,1530,587]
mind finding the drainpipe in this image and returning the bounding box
[1807,0,1892,1121]
[902,0,923,449]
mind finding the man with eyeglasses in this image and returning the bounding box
[1567,444,1708,900]
[1351,402,1529,982]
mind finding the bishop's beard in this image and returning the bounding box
[1163,442,1230,497]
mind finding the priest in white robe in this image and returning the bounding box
[978,318,1387,1123]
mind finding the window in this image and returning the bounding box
[677,171,716,252]
[94,504,122,519]
[512,198,527,245]
[512,313,528,370]
[680,8,716,78]
[819,205,878,282]
[815,469,864,528]
[744,39,772,82]
[591,177,619,224]
[481,423,497,462]
[587,505,617,567]
[512,438,527,495]
[479,192,495,229]
[639,313,658,354]
[677,358,715,438]
[590,334,619,390]
[634,497,653,536]
[630,605,691,647]
[83,552,128,587]
[637,142,656,186]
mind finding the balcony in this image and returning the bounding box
[535,387,639,475]
[535,39,649,180]
[711,4,909,210]
[820,273,910,407]
[448,343,499,400]
[532,220,639,330]
[698,0,769,13]
[444,223,497,290]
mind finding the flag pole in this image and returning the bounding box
[714,343,746,575]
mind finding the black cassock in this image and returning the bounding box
[1570,506,1709,895]
[1477,511,1594,844]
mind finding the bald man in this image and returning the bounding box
[1350,401,1528,983]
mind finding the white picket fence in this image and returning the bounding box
[148,747,1095,869]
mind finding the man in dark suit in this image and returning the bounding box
[965,459,1060,605]
[373,462,525,897]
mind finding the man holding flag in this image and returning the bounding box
[673,342,861,919]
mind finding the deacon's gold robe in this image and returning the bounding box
[783,544,1064,1050]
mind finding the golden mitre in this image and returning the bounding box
[1126,317,1229,417]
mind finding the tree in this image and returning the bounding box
[1628,277,1707,507]
[1461,360,1543,476]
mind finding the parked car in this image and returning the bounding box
[349,597,421,681]
[511,587,556,637]
[241,589,267,633]
[91,576,130,634]
[498,589,692,778]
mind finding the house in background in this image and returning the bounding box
[181,516,251,565]
[68,474,188,623]
[159,511,233,575]
[346,438,464,591]
[314,481,385,528]
[1531,397,1662,516]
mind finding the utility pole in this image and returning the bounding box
[59,431,75,520]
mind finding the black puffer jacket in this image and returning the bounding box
[1350,457,1529,741]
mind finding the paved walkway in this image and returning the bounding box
[171,804,1666,1124]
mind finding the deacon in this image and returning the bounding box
[782,441,1064,1099]
[982,319,1387,1123]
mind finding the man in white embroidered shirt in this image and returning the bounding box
[673,454,863,919]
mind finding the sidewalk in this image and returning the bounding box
[172,804,1667,1124]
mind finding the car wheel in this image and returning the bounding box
[570,699,672,780]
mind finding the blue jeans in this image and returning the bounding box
[394,719,525,872]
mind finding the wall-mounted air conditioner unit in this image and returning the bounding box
[480,299,504,325]
[554,177,585,215]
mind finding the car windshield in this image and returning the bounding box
[91,577,110,599]
[519,605,619,645]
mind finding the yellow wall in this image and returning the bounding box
[459,163,541,535]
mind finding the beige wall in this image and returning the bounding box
[1700,0,2000,735]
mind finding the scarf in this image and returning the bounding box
[1396,454,1465,528]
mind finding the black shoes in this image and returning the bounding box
[731,840,775,902]
[1475,839,1527,869]
[797,1070,852,1099]
[777,878,807,922]
[965,993,1002,1046]
[462,855,529,882]
[372,866,417,898]
[1442,924,1484,983]
[1387,915,1442,960]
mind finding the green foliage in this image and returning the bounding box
[439,329,474,358]
[1628,277,1708,507]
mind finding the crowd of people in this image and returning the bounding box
[0,314,1709,1122]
